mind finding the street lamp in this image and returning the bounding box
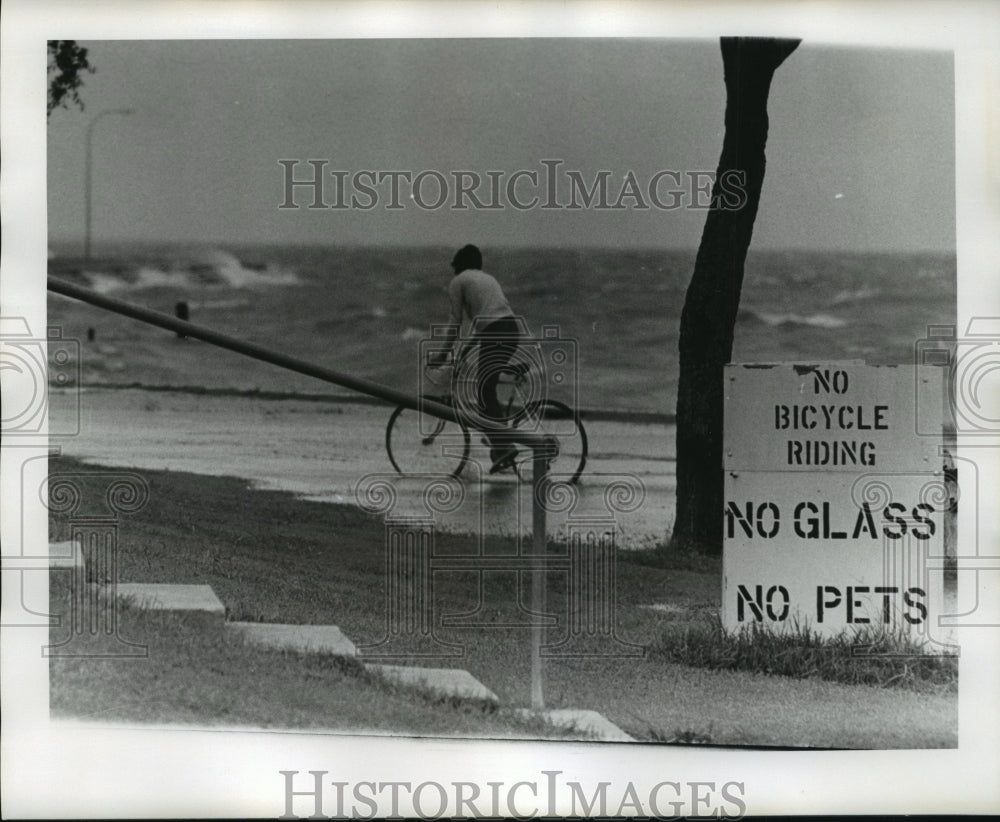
[84,107,134,260]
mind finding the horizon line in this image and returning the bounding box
[46,237,958,257]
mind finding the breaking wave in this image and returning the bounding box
[50,247,301,293]
[739,308,848,329]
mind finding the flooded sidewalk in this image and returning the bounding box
[48,387,677,549]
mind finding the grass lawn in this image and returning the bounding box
[48,456,957,748]
[47,574,580,739]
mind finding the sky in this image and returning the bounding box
[46,38,955,252]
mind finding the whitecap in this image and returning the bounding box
[85,272,129,294]
[185,248,302,288]
[831,286,880,305]
[134,266,196,290]
[756,312,848,329]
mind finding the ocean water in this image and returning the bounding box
[47,242,956,414]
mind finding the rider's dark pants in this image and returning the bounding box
[473,316,519,450]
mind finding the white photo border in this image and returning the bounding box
[3,0,998,817]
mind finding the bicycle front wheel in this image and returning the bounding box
[386,402,470,477]
[511,399,588,483]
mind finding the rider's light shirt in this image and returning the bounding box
[448,269,514,328]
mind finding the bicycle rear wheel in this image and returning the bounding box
[385,401,470,477]
[511,399,588,483]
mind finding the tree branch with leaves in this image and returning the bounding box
[47,40,95,117]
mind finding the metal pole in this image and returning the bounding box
[530,444,553,711]
[48,276,554,448]
[84,109,133,260]
[49,275,454,419]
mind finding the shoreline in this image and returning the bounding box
[65,382,676,425]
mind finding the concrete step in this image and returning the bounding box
[227,622,357,657]
[515,708,634,742]
[115,583,226,628]
[366,664,498,704]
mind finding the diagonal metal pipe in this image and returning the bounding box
[48,275,552,444]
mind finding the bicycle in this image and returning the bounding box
[385,356,588,483]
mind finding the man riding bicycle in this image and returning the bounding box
[427,244,524,473]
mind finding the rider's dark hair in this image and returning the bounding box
[451,244,482,274]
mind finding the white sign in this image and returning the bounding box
[724,363,943,473]
[722,364,947,640]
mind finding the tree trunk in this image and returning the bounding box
[670,37,799,555]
